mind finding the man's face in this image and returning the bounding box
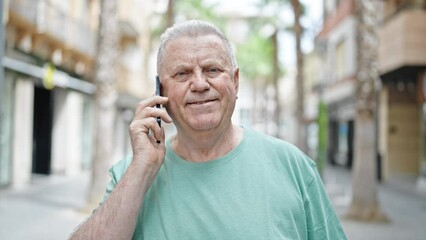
[159,34,239,132]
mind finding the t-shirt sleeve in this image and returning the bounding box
[304,164,347,239]
[99,155,133,206]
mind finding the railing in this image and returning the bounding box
[9,0,96,57]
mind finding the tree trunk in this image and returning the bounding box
[290,0,306,151]
[346,0,387,222]
[166,0,175,27]
[85,0,119,212]
[271,30,281,138]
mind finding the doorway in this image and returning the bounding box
[32,86,54,174]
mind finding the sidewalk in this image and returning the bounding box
[324,166,426,240]
[1,166,426,239]
[0,172,91,240]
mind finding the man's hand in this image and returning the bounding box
[69,95,172,240]
[128,96,172,181]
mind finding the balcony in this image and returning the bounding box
[318,0,355,38]
[117,1,140,45]
[68,18,96,57]
[379,9,426,74]
[8,0,96,58]
[8,0,38,25]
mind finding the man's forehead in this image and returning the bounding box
[159,34,233,74]
[164,34,227,51]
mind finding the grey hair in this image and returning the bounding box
[156,20,236,74]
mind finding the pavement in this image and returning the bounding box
[1,165,426,240]
[323,166,426,240]
[0,173,91,240]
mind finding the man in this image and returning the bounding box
[70,20,346,239]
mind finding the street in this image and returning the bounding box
[1,165,426,239]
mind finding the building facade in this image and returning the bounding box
[313,0,426,189]
[0,0,153,188]
[378,0,426,187]
[316,0,357,169]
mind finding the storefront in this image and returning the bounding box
[327,97,355,168]
[379,66,422,180]
[0,57,95,188]
[416,70,426,191]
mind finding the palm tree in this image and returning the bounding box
[259,0,305,145]
[290,0,306,151]
[346,0,387,221]
[85,0,119,211]
[166,0,175,27]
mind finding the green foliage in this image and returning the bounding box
[237,29,274,83]
[176,0,225,29]
[317,100,328,177]
[150,0,225,43]
[150,0,284,86]
[259,0,306,15]
[258,0,306,32]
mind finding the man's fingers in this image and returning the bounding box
[135,107,173,124]
[148,127,165,146]
[135,96,168,116]
[129,118,162,140]
[129,95,170,147]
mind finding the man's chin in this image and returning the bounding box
[187,118,220,131]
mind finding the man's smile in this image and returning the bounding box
[187,99,218,105]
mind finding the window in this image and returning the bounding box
[335,40,346,80]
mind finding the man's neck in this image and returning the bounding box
[171,124,243,163]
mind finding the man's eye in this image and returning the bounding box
[173,71,189,79]
[206,68,219,73]
[204,68,222,76]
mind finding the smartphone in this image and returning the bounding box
[155,75,161,127]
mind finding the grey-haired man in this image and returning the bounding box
[70,20,346,240]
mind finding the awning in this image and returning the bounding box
[2,57,96,95]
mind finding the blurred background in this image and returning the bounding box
[0,0,426,239]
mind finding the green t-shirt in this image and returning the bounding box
[102,128,346,239]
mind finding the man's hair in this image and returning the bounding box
[157,20,236,74]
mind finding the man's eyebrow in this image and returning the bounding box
[170,64,192,71]
[199,59,227,66]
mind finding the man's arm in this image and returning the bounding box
[69,160,159,240]
[69,96,172,240]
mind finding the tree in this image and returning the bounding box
[259,0,305,145]
[151,0,224,38]
[290,0,306,151]
[346,0,387,222]
[85,0,119,211]
[166,0,175,27]
[236,23,276,132]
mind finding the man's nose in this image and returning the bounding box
[190,70,210,91]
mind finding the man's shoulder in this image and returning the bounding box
[246,128,303,153]
[245,128,316,169]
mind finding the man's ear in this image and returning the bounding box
[234,68,239,95]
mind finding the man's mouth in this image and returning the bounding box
[188,99,217,105]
